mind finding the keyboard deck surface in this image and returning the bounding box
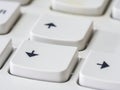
[0,0,120,90]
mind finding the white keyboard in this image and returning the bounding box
[0,0,120,90]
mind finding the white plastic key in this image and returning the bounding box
[13,0,30,5]
[0,0,30,5]
[30,14,93,50]
[0,39,13,68]
[10,40,78,82]
[79,51,120,90]
[51,0,109,16]
[112,0,120,20]
[0,1,20,34]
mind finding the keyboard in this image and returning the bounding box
[0,0,120,90]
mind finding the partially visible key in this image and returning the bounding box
[10,40,78,82]
[79,51,120,90]
[0,0,30,5]
[30,14,93,50]
[14,0,30,5]
[0,39,13,68]
[112,0,120,20]
[51,0,109,16]
[0,1,20,34]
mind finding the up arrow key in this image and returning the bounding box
[26,50,38,57]
[45,23,56,29]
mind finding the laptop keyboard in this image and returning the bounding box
[0,0,119,90]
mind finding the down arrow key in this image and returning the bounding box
[26,50,38,57]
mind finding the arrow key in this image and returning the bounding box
[26,50,38,57]
[97,61,109,69]
[79,51,120,90]
[45,23,56,29]
[30,13,93,50]
[10,40,78,82]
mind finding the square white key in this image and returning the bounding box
[10,40,78,82]
[79,51,120,90]
[13,0,30,5]
[30,14,93,50]
[51,0,109,15]
[0,1,20,34]
[0,0,30,5]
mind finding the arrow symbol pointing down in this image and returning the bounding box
[26,50,38,57]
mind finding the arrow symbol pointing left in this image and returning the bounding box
[26,50,38,57]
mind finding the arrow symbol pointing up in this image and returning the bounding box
[97,61,109,69]
[45,23,56,29]
[26,50,38,57]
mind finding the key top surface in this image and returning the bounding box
[0,1,20,34]
[30,14,93,50]
[51,0,109,15]
[10,40,78,82]
[79,51,120,90]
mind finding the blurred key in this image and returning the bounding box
[51,0,109,16]
[0,39,13,68]
[0,0,30,5]
[0,1,20,34]
[112,0,120,20]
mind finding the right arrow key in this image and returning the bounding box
[97,61,109,69]
[79,51,120,90]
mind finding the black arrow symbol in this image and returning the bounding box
[45,23,56,29]
[97,61,109,69]
[26,50,38,57]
